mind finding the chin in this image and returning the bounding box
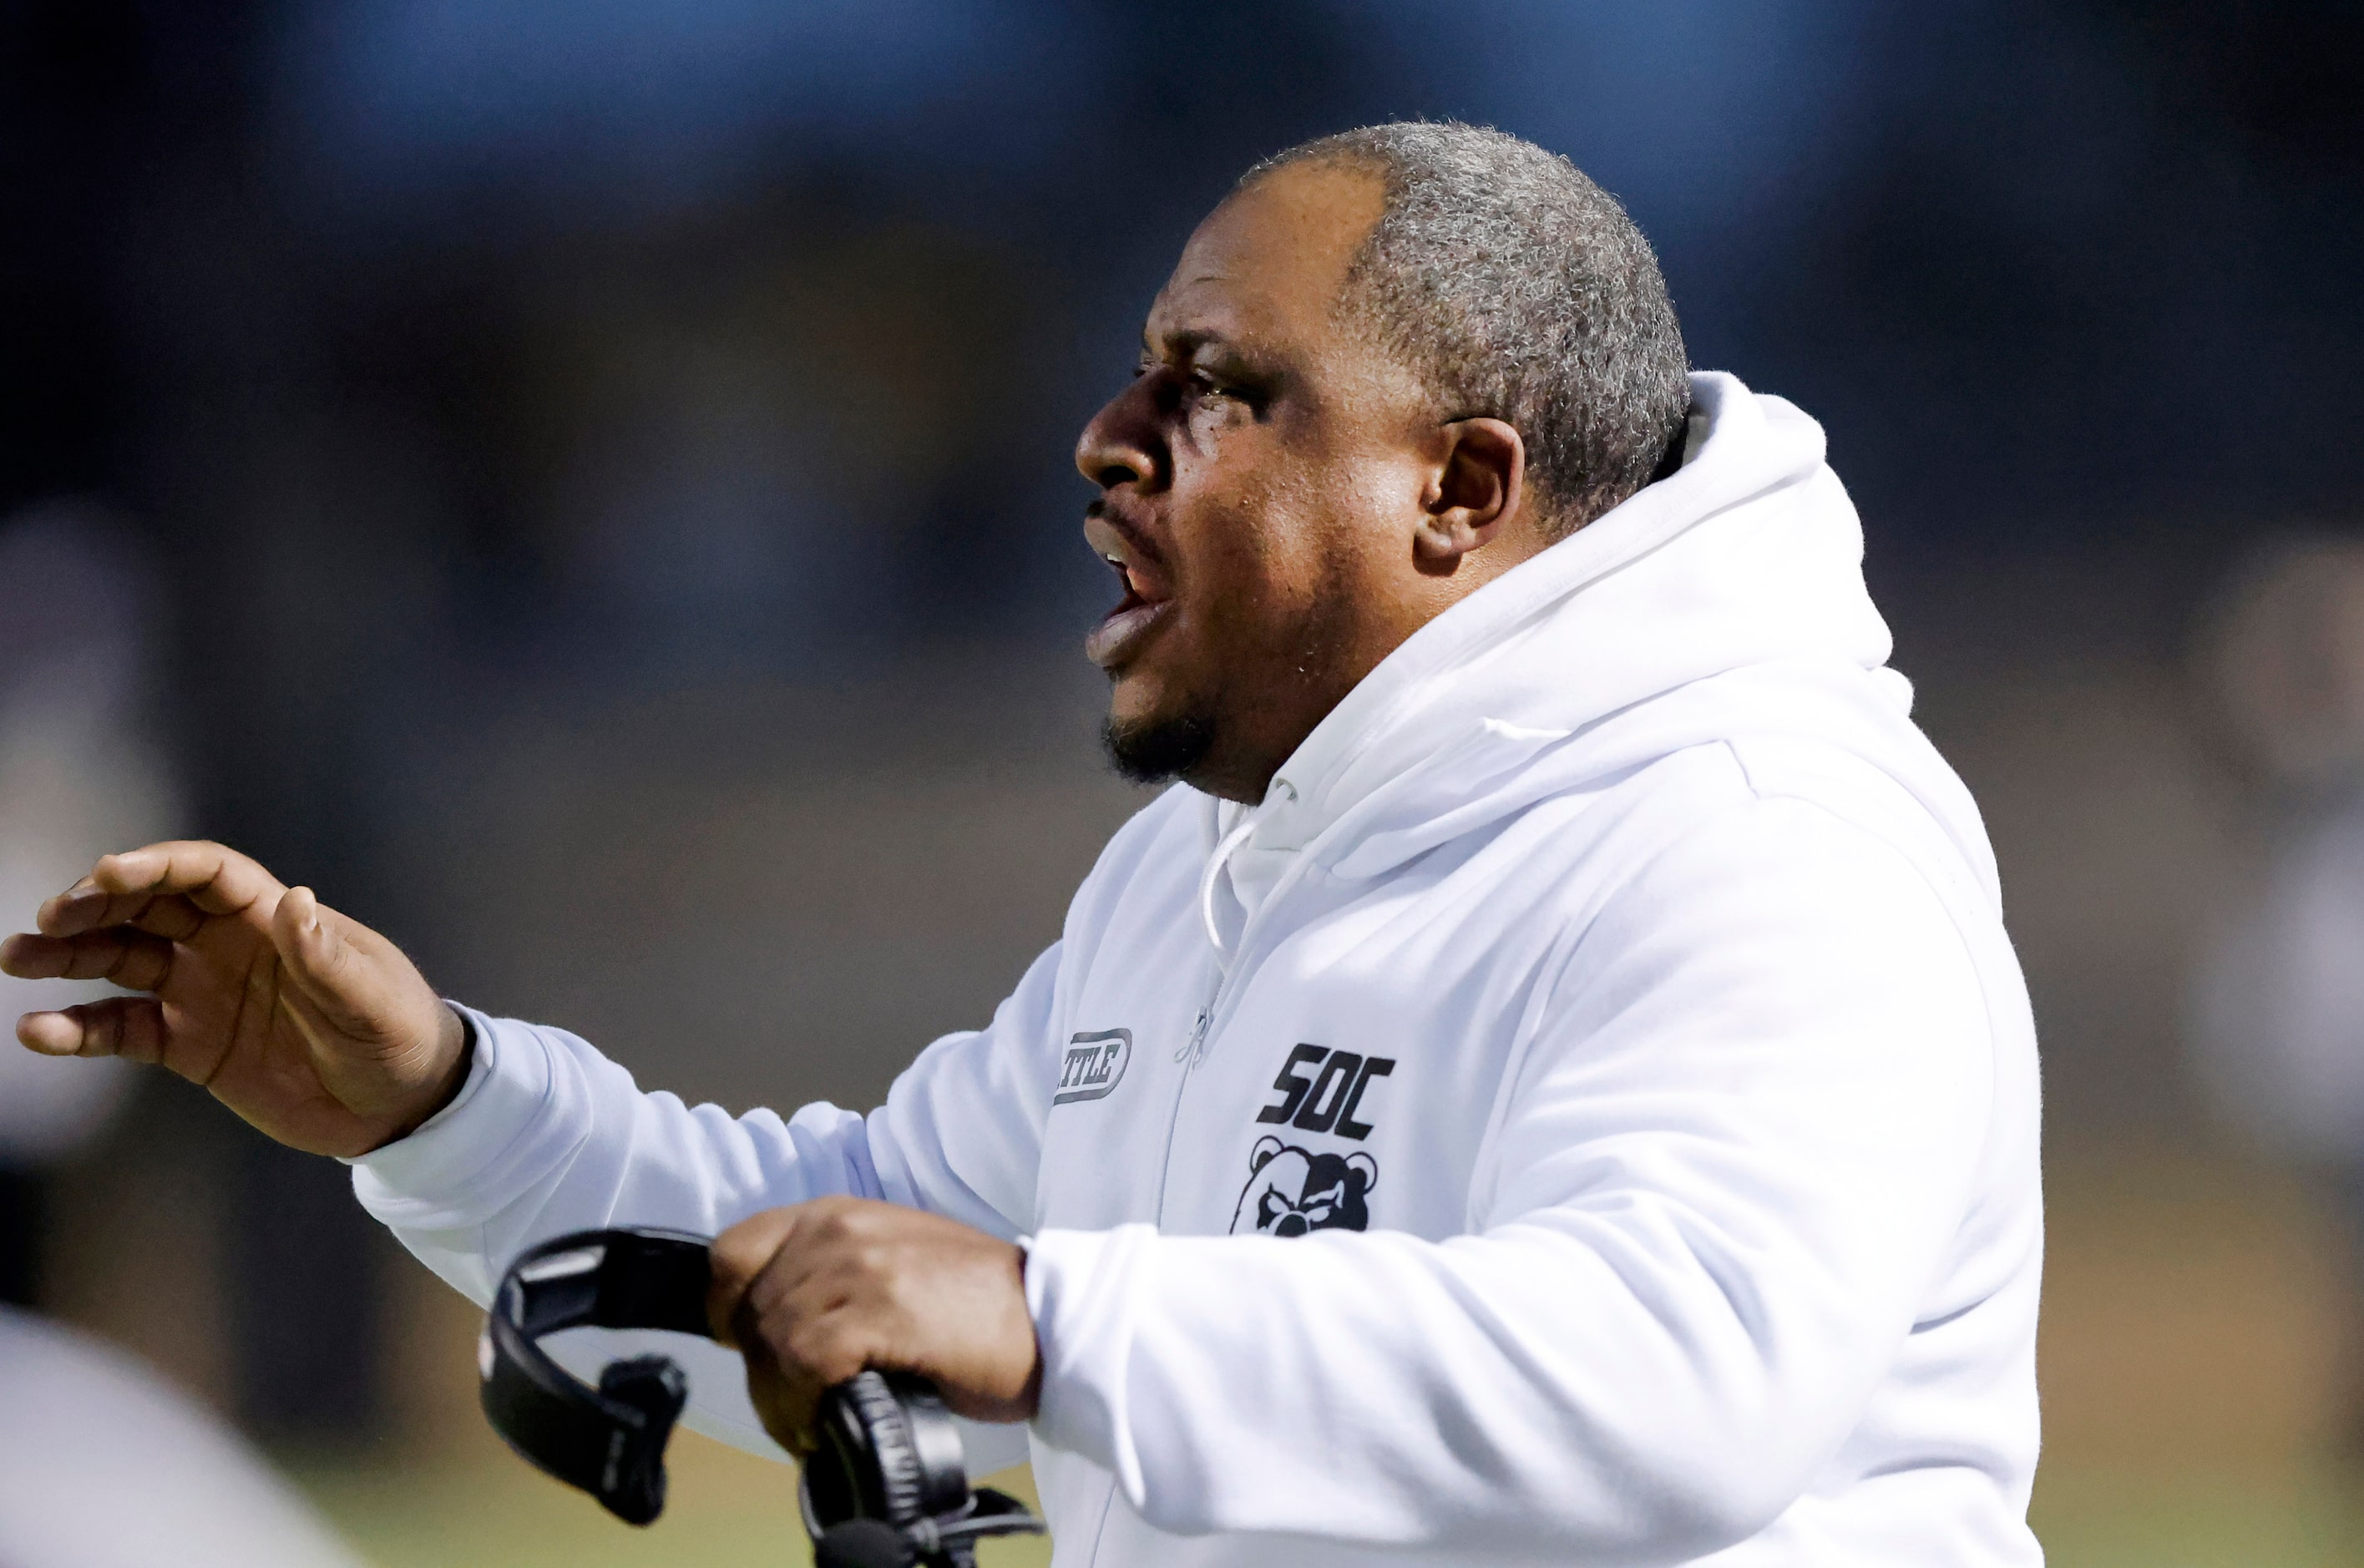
[1101,663,1179,742]
[1101,707,1217,786]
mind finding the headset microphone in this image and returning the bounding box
[478,1227,1045,1566]
[818,1518,920,1568]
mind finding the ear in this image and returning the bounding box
[1250,1136,1286,1174]
[1414,417,1525,574]
[1344,1151,1377,1191]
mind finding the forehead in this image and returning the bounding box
[1145,160,1385,357]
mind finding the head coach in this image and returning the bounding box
[6,123,2042,1565]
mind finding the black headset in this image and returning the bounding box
[478,1227,1045,1567]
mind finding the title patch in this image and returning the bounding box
[1054,1029,1132,1105]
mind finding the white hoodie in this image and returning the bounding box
[352,372,2044,1567]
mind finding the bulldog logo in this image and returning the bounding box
[1229,1136,1376,1237]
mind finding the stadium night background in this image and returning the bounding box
[2,3,2361,1564]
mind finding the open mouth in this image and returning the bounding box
[1084,511,1173,670]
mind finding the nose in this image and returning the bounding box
[1274,1215,1308,1237]
[1075,374,1165,493]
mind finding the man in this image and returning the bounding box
[3,124,2043,1565]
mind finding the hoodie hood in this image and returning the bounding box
[1203,372,1995,950]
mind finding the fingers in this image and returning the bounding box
[769,1302,883,1391]
[741,1348,829,1456]
[711,1203,883,1387]
[710,1198,1041,1446]
[0,929,175,990]
[16,996,167,1063]
[38,842,284,938]
[707,1206,806,1345]
[738,1297,882,1457]
[710,1204,863,1455]
[30,891,208,943]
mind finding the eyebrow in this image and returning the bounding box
[1140,324,1237,362]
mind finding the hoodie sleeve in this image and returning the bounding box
[1022,795,1998,1560]
[346,941,1061,1464]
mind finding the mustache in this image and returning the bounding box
[1085,497,1165,565]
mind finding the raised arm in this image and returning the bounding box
[3,839,1064,1464]
[348,944,1062,1302]
[1,842,469,1155]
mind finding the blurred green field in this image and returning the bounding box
[2031,1467,2364,1568]
[289,1448,2364,1568]
[291,1434,1050,1568]
[286,1146,2364,1566]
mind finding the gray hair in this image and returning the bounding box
[1246,122,1691,537]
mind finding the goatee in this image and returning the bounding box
[1102,711,1217,785]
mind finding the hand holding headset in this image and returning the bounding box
[478,1227,1045,1567]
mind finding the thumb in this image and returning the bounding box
[269,886,382,1036]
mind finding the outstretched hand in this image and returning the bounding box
[707,1197,1040,1455]
[0,841,468,1156]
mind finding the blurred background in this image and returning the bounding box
[2,1,2361,1563]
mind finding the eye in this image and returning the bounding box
[1178,374,1247,425]
[1182,362,1270,421]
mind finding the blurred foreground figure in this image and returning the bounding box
[0,508,360,1568]
[2192,539,2364,1222]
[6,126,2043,1565]
[0,508,162,1282]
[0,1308,363,1568]
[2184,539,2364,1154]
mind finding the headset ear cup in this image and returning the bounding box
[839,1372,929,1529]
[595,1355,690,1525]
[802,1371,1014,1555]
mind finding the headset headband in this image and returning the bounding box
[478,1228,712,1524]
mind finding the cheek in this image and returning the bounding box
[1168,441,1333,622]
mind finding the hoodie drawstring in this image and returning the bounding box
[1198,808,1262,956]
